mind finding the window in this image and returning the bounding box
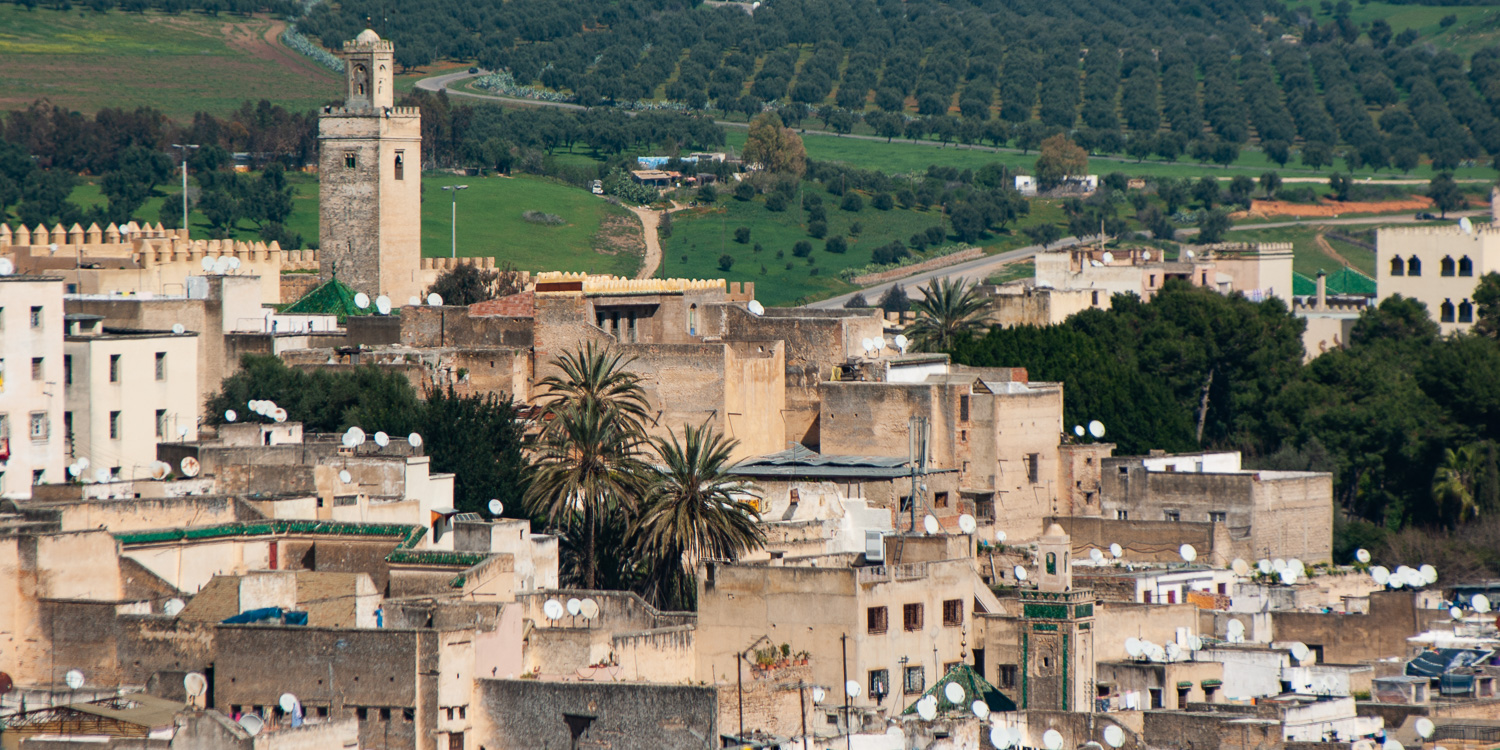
[380,708,391,721]
[1408,257,1421,276]
[345,152,357,169]
[458,706,465,719]
[1149,274,1157,287]
[1441,299,1456,323]
[942,599,963,626]
[1164,510,1180,522]
[31,357,42,381]
[934,491,949,508]
[445,708,454,721]
[155,352,166,381]
[0,414,8,440]
[29,412,47,441]
[867,606,888,634]
[903,603,924,631]
[1442,256,1456,276]
[960,395,970,421]
[33,470,44,485]
[904,666,925,694]
[448,732,464,750]
[999,665,1017,688]
[1046,552,1057,574]
[1460,256,1474,276]
[1092,290,1100,305]
[869,669,889,698]
[156,409,167,439]
[1116,510,1129,520]
[30,306,42,328]
[395,152,405,180]
[356,707,368,720]
[109,354,121,383]
[1026,453,1040,483]
[64,355,71,386]
[1460,300,1474,323]
[1389,256,1405,276]
[109,411,121,440]
[1209,511,1226,523]
[63,411,72,442]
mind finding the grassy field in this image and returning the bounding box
[0,5,337,118]
[1299,0,1500,56]
[1224,223,1391,279]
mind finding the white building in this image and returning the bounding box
[0,276,67,496]
[64,315,199,481]
[1376,223,1499,334]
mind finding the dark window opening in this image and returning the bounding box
[1459,300,1474,323]
[1460,256,1474,276]
[903,603,923,631]
[395,152,405,180]
[999,665,1017,688]
[960,395,970,421]
[1408,257,1422,276]
[345,152,357,169]
[867,606,888,634]
[934,491,949,508]
[1390,256,1405,276]
[1441,299,1456,323]
[869,669,889,698]
[904,666,925,694]
[1441,256,1456,276]
[942,599,963,626]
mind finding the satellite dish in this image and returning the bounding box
[1272,558,1287,572]
[1125,638,1143,658]
[338,470,352,484]
[165,598,186,617]
[1102,252,1115,264]
[67,463,81,477]
[213,256,232,274]
[178,425,189,438]
[917,697,937,721]
[1389,575,1405,589]
[225,409,237,422]
[996,530,1007,543]
[374,431,390,447]
[95,467,112,483]
[1258,559,1273,574]
[1356,548,1371,564]
[1417,718,1435,739]
[200,256,215,272]
[1474,594,1491,613]
[1451,606,1464,620]
[876,337,887,351]
[846,680,861,698]
[567,598,583,616]
[543,599,565,620]
[747,300,765,316]
[1142,250,1151,261]
[972,700,990,719]
[1165,642,1182,661]
[408,433,423,448]
[1110,543,1123,558]
[1074,425,1085,436]
[1384,740,1405,750]
[239,714,264,736]
[861,337,874,354]
[1280,568,1298,585]
[945,682,965,703]
[180,457,200,478]
[1104,725,1125,748]
[894,334,909,352]
[354,292,370,309]
[228,257,242,271]
[1190,635,1203,651]
[1044,729,1065,750]
[0,258,12,276]
[488,499,504,516]
[958,514,977,534]
[1014,565,1029,581]
[1090,548,1105,563]
[1147,643,1166,662]
[1227,619,1246,636]
[992,727,1015,749]
[172,323,186,334]
[183,672,207,697]
[375,295,392,315]
[427,293,443,306]
[1231,559,1250,576]
[1460,217,1474,234]
[1290,559,1305,574]
[1420,564,1438,584]
[923,514,940,535]
[1180,544,1197,563]
[580,598,600,619]
[279,693,298,713]
[346,426,366,446]
[812,687,826,704]
[65,669,85,689]
[1088,420,1106,438]
[1184,249,1195,261]
[1371,566,1390,585]
[273,408,288,423]
[1290,642,1311,662]
[409,296,421,306]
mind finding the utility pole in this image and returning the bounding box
[841,633,852,750]
[170,144,198,235]
[737,651,744,739]
[799,681,809,750]
[441,184,469,258]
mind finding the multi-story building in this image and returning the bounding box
[0,275,66,496]
[1376,222,1499,333]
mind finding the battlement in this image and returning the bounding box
[534,271,734,296]
[1199,242,1294,257]
[320,105,420,118]
[343,39,394,52]
[1293,297,1368,313]
[1376,224,1496,238]
[0,220,182,248]
[422,256,502,272]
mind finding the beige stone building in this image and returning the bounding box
[1033,243,1293,302]
[318,29,423,304]
[1376,223,1499,333]
[979,284,1111,328]
[0,275,67,497]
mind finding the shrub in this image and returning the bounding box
[808,204,827,222]
[872,192,895,210]
[841,192,864,212]
[802,193,822,209]
[871,242,910,265]
[925,226,946,245]
[765,193,788,212]
[826,236,848,254]
[808,220,828,239]
[734,181,756,201]
[849,222,863,236]
[793,240,813,257]
[753,243,763,253]
[734,226,751,244]
[522,210,564,225]
[718,254,735,271]
[698,184,717,203]
[897,189,917,208]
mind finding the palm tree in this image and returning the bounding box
[526,400,652,589]
[632,424,765,610]
[1433,444,1482,527]
[535,341,651,437]
[905,277,990,352]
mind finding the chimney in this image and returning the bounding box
[1315,269,1327,310]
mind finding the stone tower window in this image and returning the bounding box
[1460,256,1474,276]
[354,64,369,97]
[1407,256,1422,276]
[1459,300,1474,323]
[395,152,405,180]
[1442,256,1456,276]
[345,152,357,169]
[1441,299,1455,323]
[1389,256,1404,276]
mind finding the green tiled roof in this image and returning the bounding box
[282,277,373,320]
[901,663,1017,716]
[1293,268,1377,297]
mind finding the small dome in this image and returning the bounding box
[355,28,381,44]
[1045,523,1067,538]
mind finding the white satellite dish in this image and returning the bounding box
[1356,548,1371,564]
[0,258,13,276]
[225,409,237,422]
[1101,252,1115,264]
[1103,725,1125,748]
[877,337,887,352]
[148,461,166,480]
[338,470,352,484]
[346,426,366,446]
[375,295,392,315]
[1460,216,1474,234]
[958,514,977,534]
[273,408,288,423]
[1190,635,1203,651]
[812,687,826,704]
[172,323,186,334]
[1043,729,1065,750]
[1231,559,1250,576]
[917,698,937,721]
[1451,606,1464,620]
[1125,638,1143,658]
[183,672,207,697]
[354,292,370,309]
[543,599,565,620]
[427,293,443,306]
[846,680,861,698]
[1371,566,1390,585]
[95,467,112,483]
[1147,643,1166,662]
[1272,558,1287,571]
[65,669,85,689]
[178,425,189,438]
[1142,250,1151,261]
[1474,594,1491,613]
[279,693,298,713]
[488,499,504,515]
[200,256,216,272]
[996,530,1008,543]
[1184,249,1195,261]
[1180,544,1197,563]
[894,334,909,352]
[1290,558,1305,574]
[567,598,582,616]
[213,256,232,274]
[67,463,81,477]
[1384,740,1405,750]
[409,296,421,306]
[1227,619,1245,636]
[1014,565,1029,581]
[1417,718,1435,739]
[972,700,990,719]
[1110,543,1123,558]
[180,457,200,477]
[1390,575,1405,589]
[1258,559,1272,574]
[1290,642,1311,662]
[747,300,765,316]
[923,514,940,535]
[228,256,242,271]
[992,727,1015,749]
[1074,425,1085,436]
[580,598,600,619]
[408,433,423,448]
[945,682,965,703]
[1088,420,1106,438]
[239,714,264,736]
[1420,564,1438,584]
[1090,548,1105,563]
[374,431,390,447]
[1165,642,1182,661]
[165,598,186,617]
[1280,568,1298,585]
[861,337,874,354]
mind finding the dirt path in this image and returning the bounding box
[257,16,338,80]
[1314,232,1357,270]
[629,202,685,279]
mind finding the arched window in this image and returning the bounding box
[1460,256,1474,276]
[688,303,698,336]
[353,65,369,97]
[394,152,404,180]
[1408,256,1422,276]
[1390,256,1405,276]
[1046,552,1057,575]
[1441,256,1456,276]
[1459,300,1474,323]
[1440,299,1455,323]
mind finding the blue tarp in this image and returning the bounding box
[221,607,309,626]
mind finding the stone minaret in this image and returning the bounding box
[1020,523,1097,712]
[318,29,422,303]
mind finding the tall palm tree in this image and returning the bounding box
[534,341,651,437]
[905,277,990,352]
[526,400,651,589]
[632,424,765,610]
[1433,444,1482,527]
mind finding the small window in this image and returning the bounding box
[448,732,465,750]
[1209,511,1226,523]
[942,599,963,626]
[356,707,368,720]
[110,411,121,440]
[1389,256,1405,276]
[403,708,413,722]
[30,306,42,328]
[109,354,121,383]
[1459,256,1474,276]
[380,708,391,721]
[32,469,44,485]
[903,602,923,631]
[1149,274,1157,287]
[31,357,42,381]
[1026,453,1040,483]
[0,414,9,440]
[1092,290,1100,305]
[867,606,888,634]
[904,665,925,694]
[960,394,970,421]
[345,152,357,169]
[1459,300,1474,323]
[1046,551,1057,574]
[156,409,167,439]
[29,412,47,441]
[1408,257,1422,276]
[458,706,466,719]
[155,352,166,381]
[63,411,72,441]
[868,669,889,698]
[1441,299,1456,323]
[1164,510,1180,522]
[999,665,1017,688]
[64,355,72,386]
[934,491,949,508]
[1116,510,1129,520]
[395,152,405,180]
[1441,256,1456,276]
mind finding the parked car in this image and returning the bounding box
[1416,212,1437,220]
[468,67,479,74]
[591,180,604,195]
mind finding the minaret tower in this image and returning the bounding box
[1020,523,1097,712]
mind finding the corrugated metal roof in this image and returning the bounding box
[730,445,942,479]
[1406,648,1493,677]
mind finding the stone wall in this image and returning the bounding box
[715,662,813,739]
[849,246,983,285]
[399,306,534,349]
[1049,517,1231,568]
[1272,591,1422,665]
[472,678,717,750]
